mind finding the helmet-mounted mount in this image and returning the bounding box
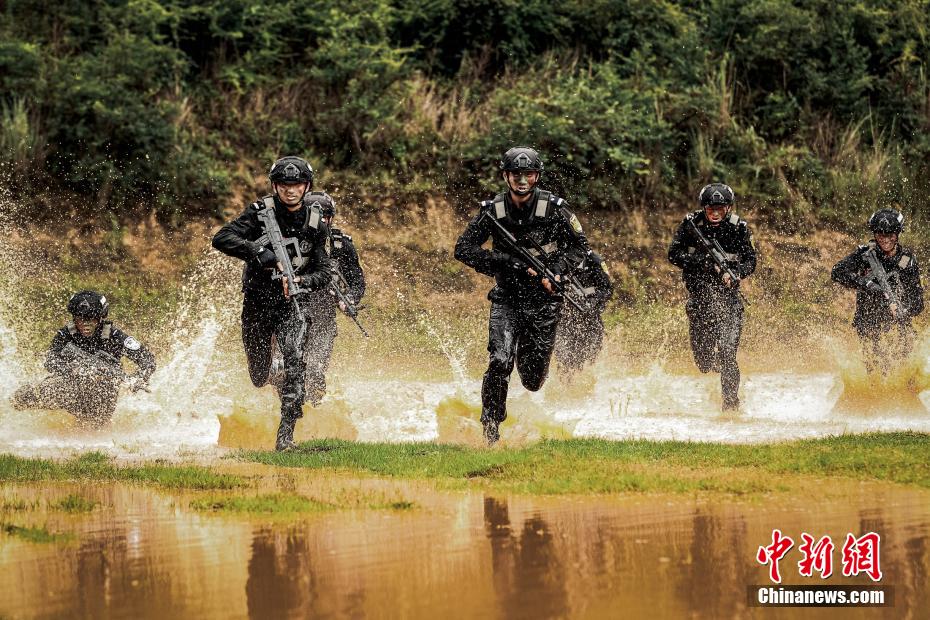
[269,156,314,187]
[868,208,904,235]
[499,147,544,173]
[67,290,109,319]
[698,183,735,207]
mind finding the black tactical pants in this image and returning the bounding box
[12,374,119,427]
[481,300,562,424]
[241,292,311,421]
[554,306,605,373]
[686,294,744,408]
[303,301,337,407]
[857,321,914,374]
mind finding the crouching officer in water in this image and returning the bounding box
[301,191,366,405]
[212,156,332,451]
[11,290,155,427]
[831,208,924,373]
[455,146,590,444]
[668,183,757,411]
[554,250,613,377]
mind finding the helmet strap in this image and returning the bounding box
[504,172,536,199]
[273,182,310,208]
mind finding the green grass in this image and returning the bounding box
[239,433,930,495]
[51,494,97,513]
[0,452,244,490]
[191,491,416,515]
[190,493,334,515]
[0,499,37,512]
[1,523,73,544]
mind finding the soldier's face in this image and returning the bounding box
[876,232,898,254]
[704,205,728,225]
[505,171,539,195]
[273,182,308,207]
[73,316,100,337]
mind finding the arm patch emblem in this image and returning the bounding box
[124,337,141,351]
[569,214,583,234]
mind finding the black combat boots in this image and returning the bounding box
[275,417,298,452]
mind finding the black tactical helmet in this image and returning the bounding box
[499,147,544,173]
[269,156,314,187]
[67,290,109,319]
[698,183,735,207]
[868,208,904,234]
[303,191,335,218]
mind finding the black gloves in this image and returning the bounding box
[254,247,278,268]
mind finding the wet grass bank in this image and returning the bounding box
[1,433,928,517]
[241,432,930,495]
[0,452,243,490]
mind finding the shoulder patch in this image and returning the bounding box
[899,255,912,269]
[600,261,610,277]
[124,336,141,351]
[569,213,583,234]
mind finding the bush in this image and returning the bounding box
[0,0,928,223]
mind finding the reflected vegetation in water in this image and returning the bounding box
[1,482,928,618]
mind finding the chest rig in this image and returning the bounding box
[255,196,321,271]
[490,191,561,260]
[685,212,741,262]
[864,241,911,291]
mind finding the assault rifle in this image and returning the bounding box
[481,212,590,313]
[59,343,149,392]
[331,264,369,337]
[257,206,308,343]
[863,247,907,323]
[687,217,749,305]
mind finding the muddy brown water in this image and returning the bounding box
[0,480,927,619]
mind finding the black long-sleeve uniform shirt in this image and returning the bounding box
[308,227,367,320]
[454,188,590,306]
[668,210,757,299]
[574,251,613,314]
[212,195,332,298]
[45,321,156,380]
[330,228,366,303]
[831,242,924,330]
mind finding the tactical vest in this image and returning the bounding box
[865,241,912,270]
[487,191,565,259]
[254,195,321,271]
[330,229,349,251]
[685,212,741,262]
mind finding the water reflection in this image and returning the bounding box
[0,483,928,618]
[483,497,569,619]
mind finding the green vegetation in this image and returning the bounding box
[2,0,929,226]
[0,452,244,490]
[1,523,72,544]
[190,492,415,514]
[241,433,930,495]
[51,494,98,513]
[0,499,36,512]
[191,493,334,515]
